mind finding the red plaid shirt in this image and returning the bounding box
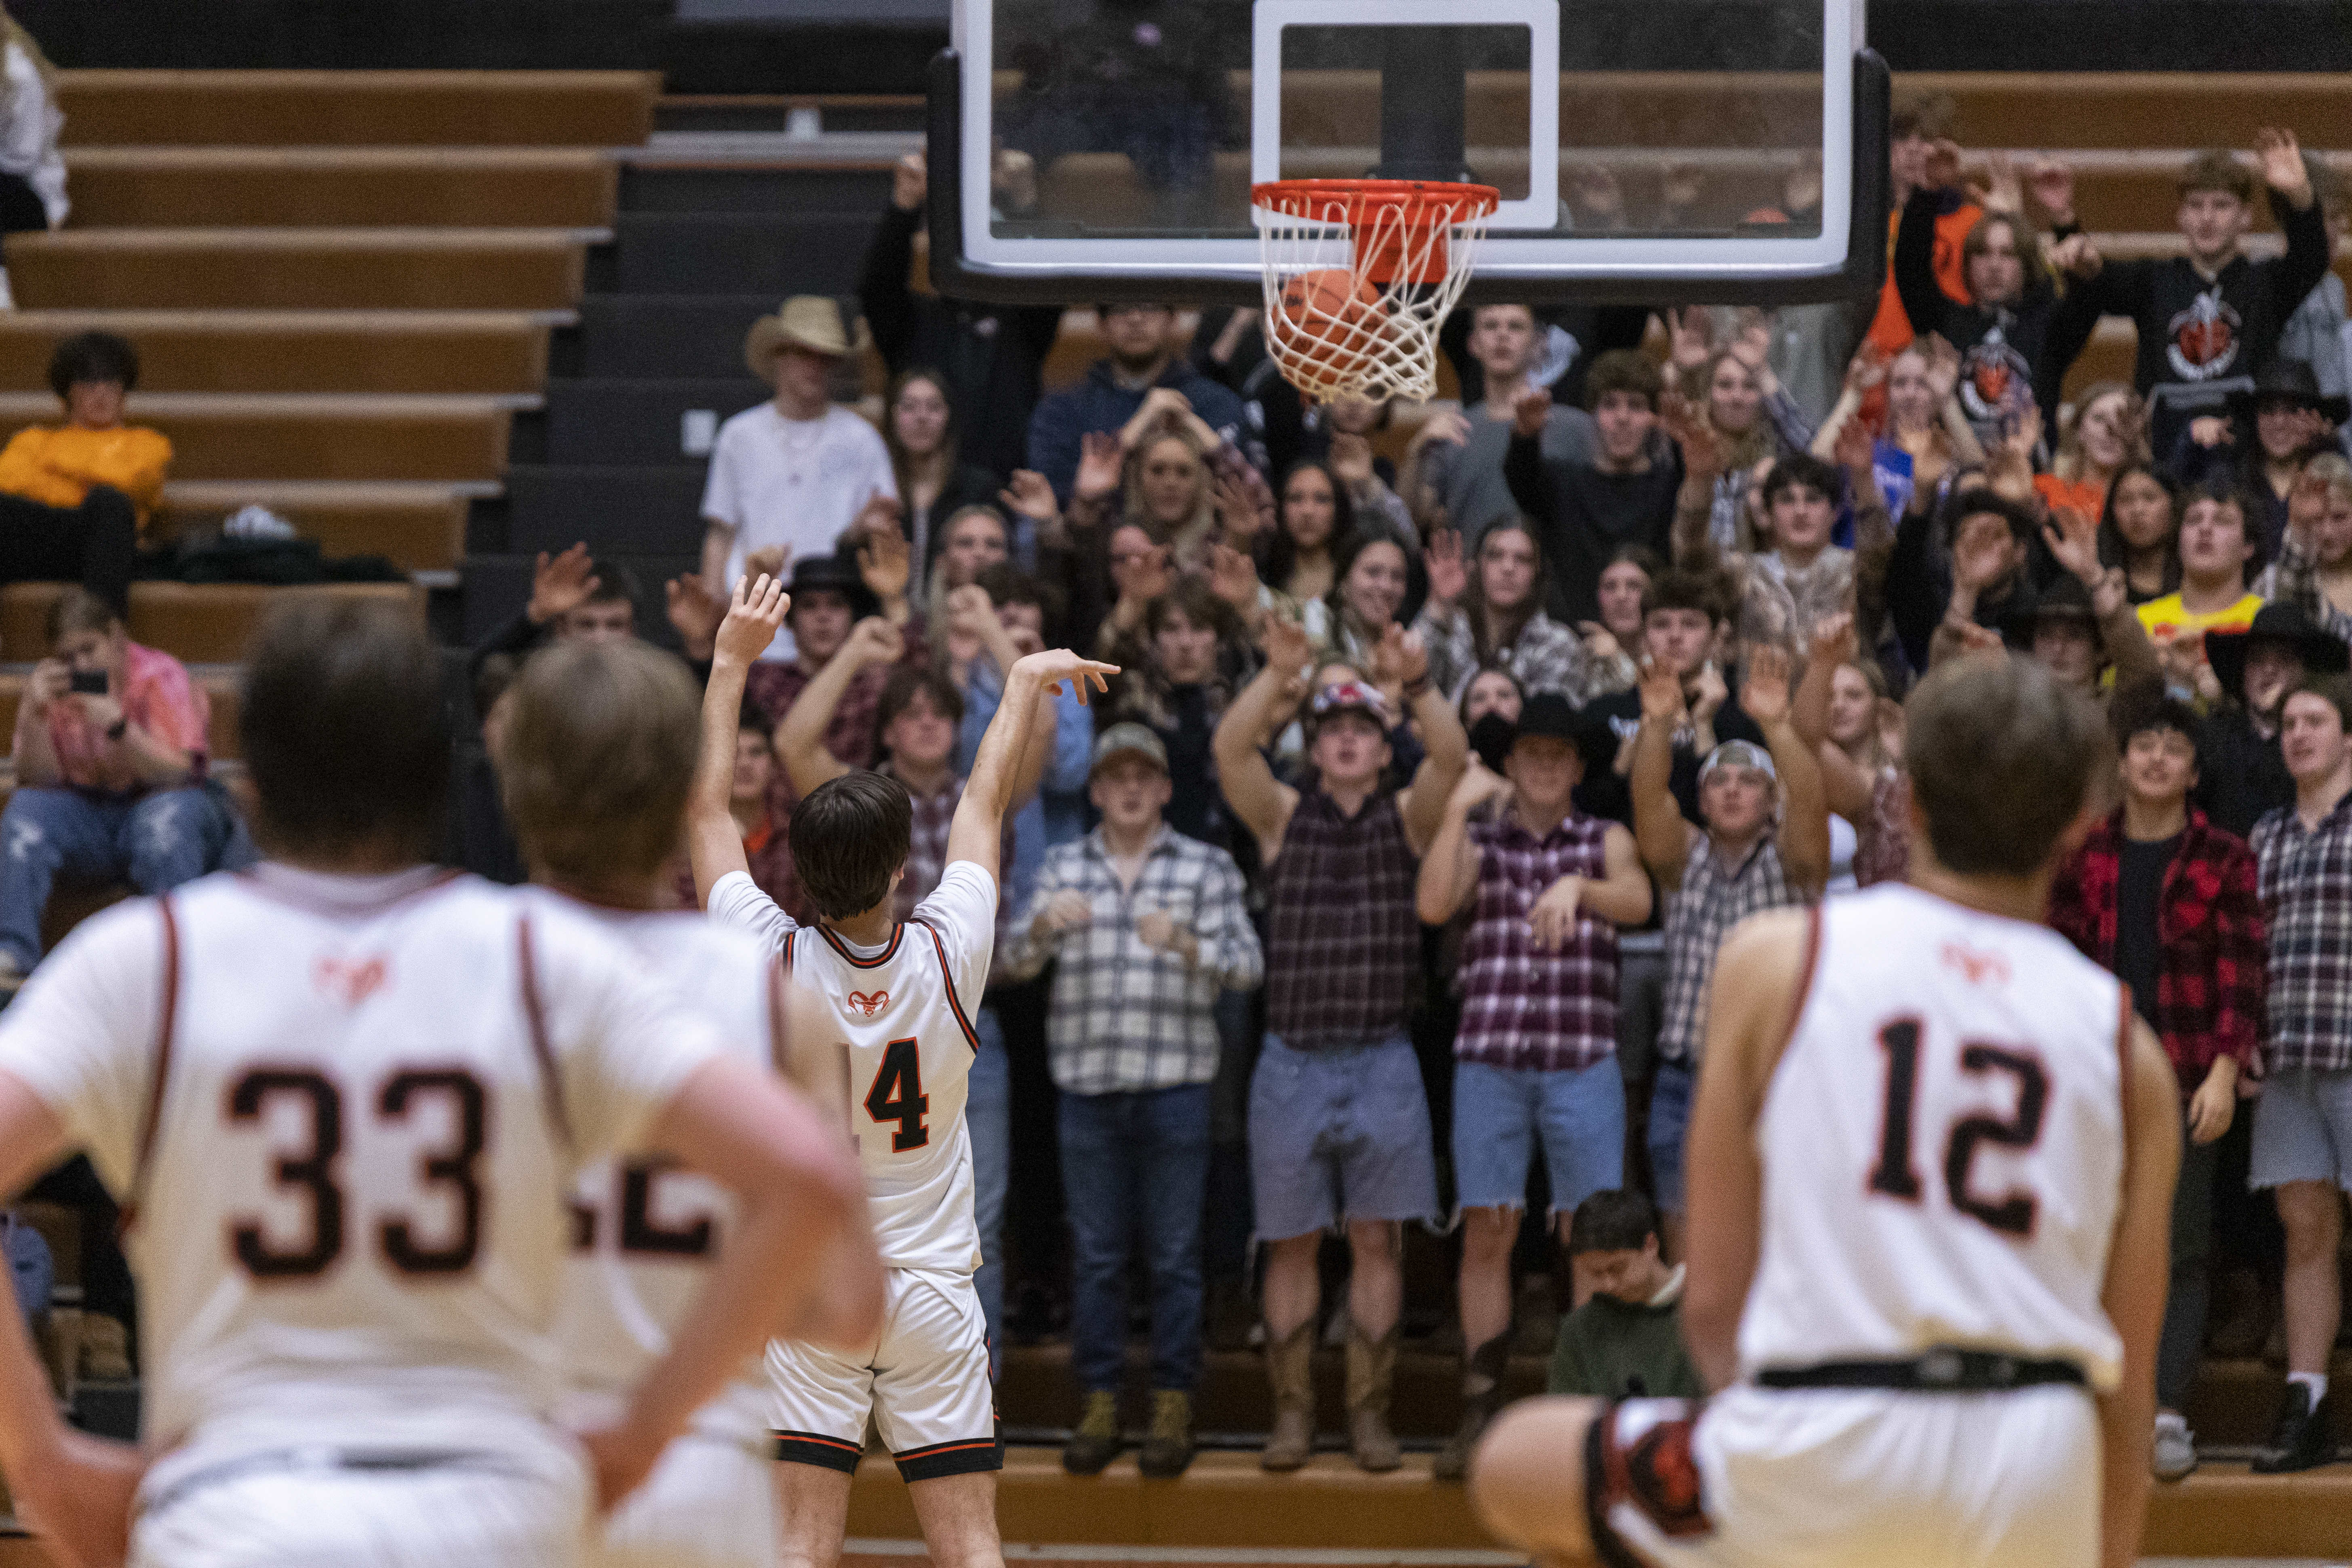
[2047,809,2266,1093]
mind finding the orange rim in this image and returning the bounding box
[1251,177,1502,228]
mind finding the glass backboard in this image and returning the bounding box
[929,0,1887,305]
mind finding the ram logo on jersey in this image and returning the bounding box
[847,989,891,1018]
[311,954,388,1006]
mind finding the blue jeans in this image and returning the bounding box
[1058,1083,1213,1394]
[1648,1058,1695,1216]
[968,1006,1010,1380]
[1451,1056,1626,1216]
[0,786,230,968]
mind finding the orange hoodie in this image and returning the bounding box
[0,423,173,527]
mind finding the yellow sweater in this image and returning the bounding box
[0,424,173,526]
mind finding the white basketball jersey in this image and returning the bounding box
[1739,884,2129,1391]
[0,865,725,1466]
[534,892,780,1452]
[710,862,995,1275]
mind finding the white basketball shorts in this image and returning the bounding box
[1585,1385,2099,1568]
[768,1265,1001,1482]
[593,1431,776,1568]
[131,1436,589,1568]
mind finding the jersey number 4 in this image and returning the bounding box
[1867,1019,2049,1238]
[864,1037,929,1152]
[226,1066,486,1280]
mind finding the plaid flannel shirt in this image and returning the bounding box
[2253,792,2352,1075]
[1455,811,1621,1072]
[2048,809,2266,1093]
[896,767,1016,969]
[1265,787,1422,1049]
[1004,826,1263,1094]
[1658,834,1804,1066]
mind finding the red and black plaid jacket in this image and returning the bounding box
[2048,809,2266,1094]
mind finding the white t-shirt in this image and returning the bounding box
[0,43,65,228]
[0,866,726,1470]
[709,862,996,1273]
[700,403,896,662]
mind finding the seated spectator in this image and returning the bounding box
[2052,133,2329,455]
[1006,724,1262,1481]
[1415,520,1606,704]
[0,11,65,254]
[2178,361,2344,557]
[1214,616,1468,1475]
[2265,453,2352,640]
[700,297,897,654]
[2201,603,2349,838]
[1888,489,2040,673]
[2139,481,2266,702]
[1629,646,1827,1248]
[2099,462,2184,605]
[1578,569,1766,830]
[2278,154,2348,402]
[2036,381,2147,523]
[1661,311,1818,553]
[1815,337,1985,522]
[1415,693,1652,1478]
[1028,303,1254,502]
[0,333,164,614]
[882,367,1003,598]
[1895,146,2085,446]
[2247,674,2352,1473]
[860,150,1061,481]
[2048,691,2264,1482]
[1545,1190,1704,1401]
[1411,304,1598,546]
[0,589,230,988]
[1507,350,1681,625]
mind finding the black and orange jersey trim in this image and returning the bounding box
[771,1429,864,1473]
[514,914,575,1150]
[911,918,980,1052]
[894,1430,1004,1481]
[817,922,905,969]
[125,896,183,1220]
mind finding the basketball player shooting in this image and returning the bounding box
[689,573,1115,1568]
[1471,653,2181,1568]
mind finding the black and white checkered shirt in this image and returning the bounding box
[1658,833,1804,1066]
[2254,791,2352,1074]
[1004,826,1264,1095]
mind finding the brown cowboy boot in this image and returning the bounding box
[1261,1320,1317,1471]
[1432,1335,1511,1481]
[1347,1324,1403,1472]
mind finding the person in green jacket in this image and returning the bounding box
[1548,1190,1705,1399]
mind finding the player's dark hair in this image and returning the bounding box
[1584,348,1663,413]
[1906,653,2107,879]
[48,330,139,399]
[791,770,912,921]
[1760,451,1843,512]
[1567,1190,1661,1256]
[241,597,451,863]
[501,641,701,891]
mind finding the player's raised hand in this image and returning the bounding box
[12,1429,145,1568]
[1009,648,1120,705]
[714,573,788,665]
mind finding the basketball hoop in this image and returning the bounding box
[1252,178,1501,405]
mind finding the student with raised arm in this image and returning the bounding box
[1212,611,1467,1474]
[691,573,1113,1568]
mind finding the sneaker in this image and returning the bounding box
[2252,1383,2335,1473]
[2151,1416,2197,1482]
[1138,1390,1196,1478]
[1062,1390,1122,1476]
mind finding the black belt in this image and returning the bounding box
[1757,1348,2087,1393]
[145,1447,527,1517]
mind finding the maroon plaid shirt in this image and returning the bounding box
[1456,811,1619,1072]
[1266,787,1420,1049]
[2048,809,2266,1093]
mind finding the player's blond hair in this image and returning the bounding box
[500,639,701,892]
[1905,653,2106,878]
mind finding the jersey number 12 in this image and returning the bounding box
[1868,1019,2049,1238]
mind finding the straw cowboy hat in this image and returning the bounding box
[743,296,870,381]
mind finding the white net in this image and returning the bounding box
[1253,181,1497,405]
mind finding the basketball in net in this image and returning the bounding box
[1254,179,1500,405]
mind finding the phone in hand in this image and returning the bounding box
[68,670,108,697]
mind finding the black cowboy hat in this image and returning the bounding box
[2206,600,2352,700]
[784,552,881,624]
[2227,358,2351,426]
[1999,573,2101,650]
[1507,691,1619,774]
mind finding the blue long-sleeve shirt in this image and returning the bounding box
[1026,358,1259,500]
[958,659,1096,916]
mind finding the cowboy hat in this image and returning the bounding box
[2226,358,2351,426]
[2205,600,2352,700]
[2000,573,2101,649]
[783,551,880,624]
[744,296,871,381]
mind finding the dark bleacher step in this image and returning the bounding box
[540,378,768,467]
[461,551,696,648]
[493,466,708,557]
[567,295,805,379]
[652,97,926,138]
[620,164,895,217]
[585,213,879,296]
